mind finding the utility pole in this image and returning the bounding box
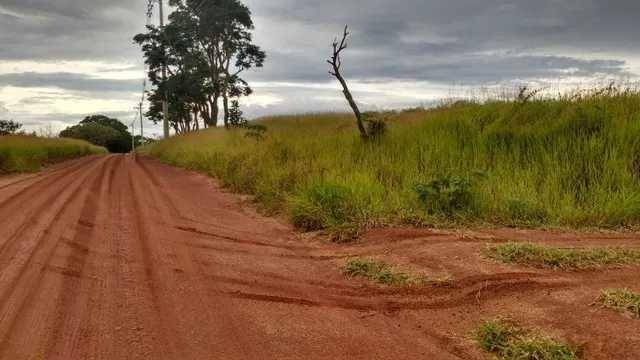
[131,120,136,152]
[138,102,144,141]
[159,0,170,139]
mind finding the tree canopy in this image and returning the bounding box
[60,115,132,153]
[134,0,265,134]
[0,120,22,136]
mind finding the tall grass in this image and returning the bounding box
[0,136,106,173]
[145,91,640,231]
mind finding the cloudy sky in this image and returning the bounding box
[0,0,639,136]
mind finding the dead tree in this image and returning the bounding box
[328,26,368,139]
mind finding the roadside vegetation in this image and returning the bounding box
[343,258,422,286]
[145,88,640,237]
[484,243,640,270]
[596,289,640,318]
[60,115,143,153]
[475,319,579,360]
[0,135,106,173]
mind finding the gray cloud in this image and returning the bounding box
[0,72,140,93]
[0,0,639,127]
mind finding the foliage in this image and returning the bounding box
[60,115,133,153]
[362,112,388,140]
[0,119,22,136]
[143,90,640,230]
[414,175,475,216]
[484,243,640,270]
[134,0,266,133]
[0,136,106,173]
[475,319,579,360]
[244,123,267,141]
[343,259,413,286]
[596,289,640,318]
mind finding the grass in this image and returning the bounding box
[0,135,106,173]
[475,319,579,360]
[144,89,640,234]
[596,289,640,318]
[343,258,418,286]
[484,243,640,270]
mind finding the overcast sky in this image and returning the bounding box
[0,0,639,136]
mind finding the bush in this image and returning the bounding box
[414,175,475,216]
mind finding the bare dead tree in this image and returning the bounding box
[328,25,368,139]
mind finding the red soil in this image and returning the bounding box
[0,154,637,359]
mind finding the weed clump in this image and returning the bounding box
[414,175,475,216]
[596,289,640,318]
[484,243,640,270]
[475,319,579,360]
[343,259,414,286]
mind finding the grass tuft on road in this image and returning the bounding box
[484,242,640,270]
[596,289,640,318]
[475,319,579,360]
[343,258,418,286]
[0,136,106,173]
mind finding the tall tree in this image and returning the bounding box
[135,0,265,132]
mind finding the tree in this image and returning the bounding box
[0,120,22,136]
[328,26,368,140]
[60,115,133,153]
[134,0,265,131]
[81,115,129,134]
[228,100,247,127]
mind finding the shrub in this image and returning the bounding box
[414,175,475,216]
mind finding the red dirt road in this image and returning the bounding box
[0,154,638,359]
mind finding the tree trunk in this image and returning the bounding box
[222,93,230,129]
[210,97,219,127]
[334,70,367,139]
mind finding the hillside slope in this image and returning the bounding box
[146,93,640,233]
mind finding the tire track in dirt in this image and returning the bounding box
[127,155,258,358]
[0,156,112,358]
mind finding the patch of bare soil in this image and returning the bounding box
[0,154,636,359]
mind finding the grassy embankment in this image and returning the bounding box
[145,91,640,237]
[0,136,106,173]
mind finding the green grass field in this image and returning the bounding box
[145,90,640,233]
[0,136,106,173]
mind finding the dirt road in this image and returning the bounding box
[0,154,638,359]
